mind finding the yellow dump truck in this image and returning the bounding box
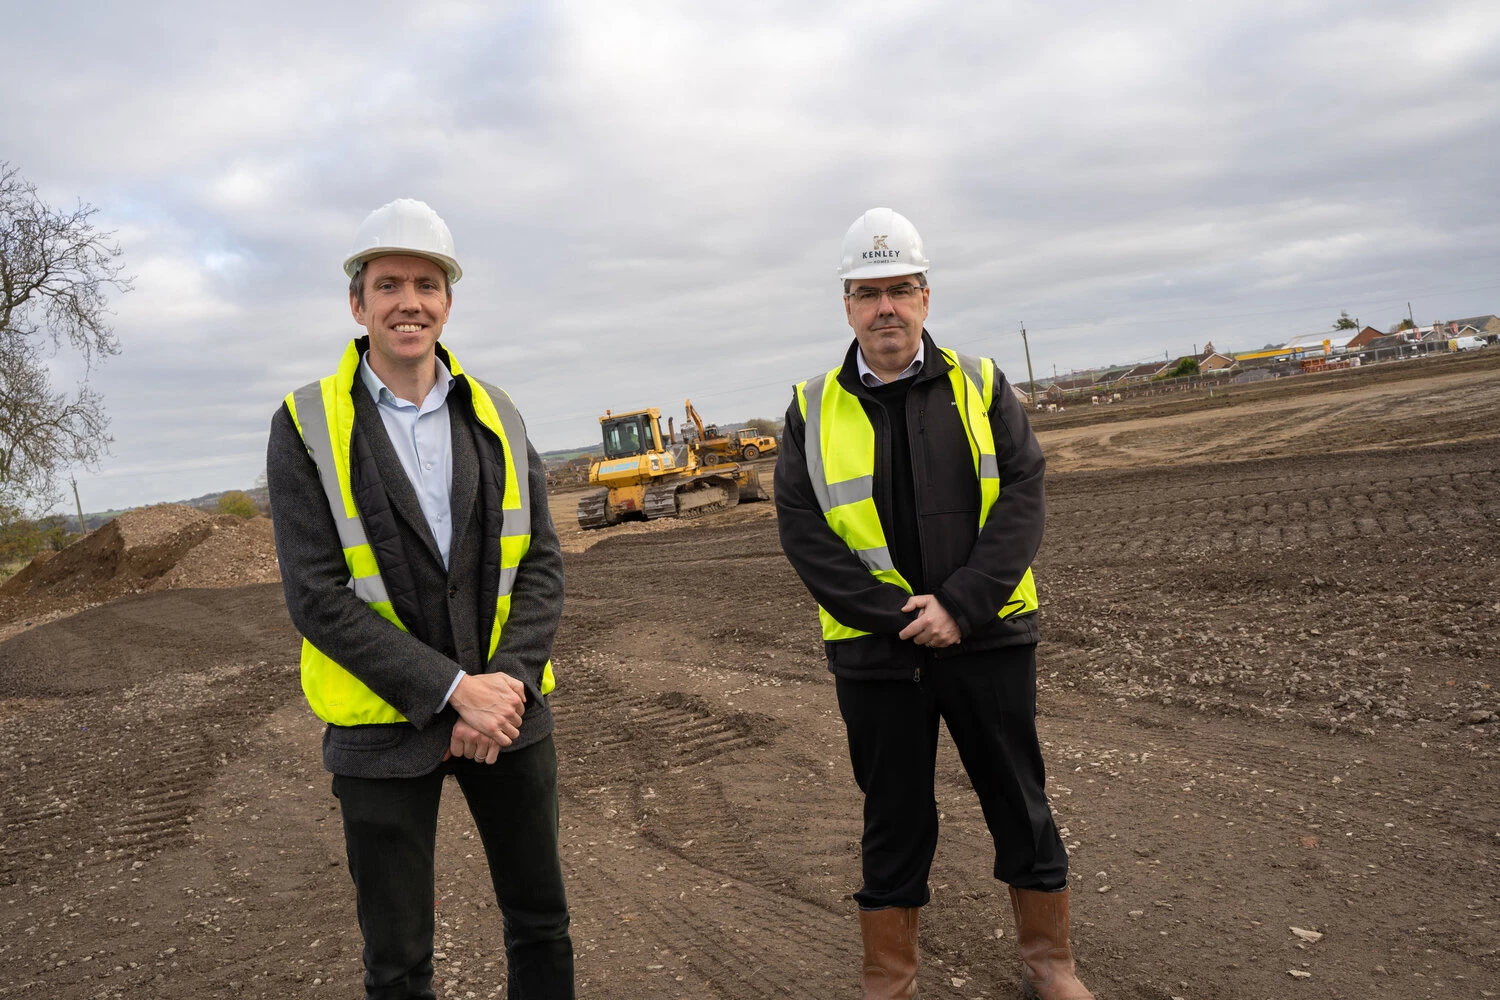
[683,399,778,464]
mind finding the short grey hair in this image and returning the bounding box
[348,259,452,308]
[843,271,928,296]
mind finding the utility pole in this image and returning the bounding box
[70,476,86,535]
[1019,322,1037,406]
[1408,302,1415,328]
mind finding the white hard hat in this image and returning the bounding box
[837,207,929,281]
[343,198,462,284]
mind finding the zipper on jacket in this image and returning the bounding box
[909,390,931,592]
[912,404,924,485]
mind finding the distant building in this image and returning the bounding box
[1346,326,1386,350]
[1446,315,1500,339]
[1192,342,1236,372]
[1090,367,1132,387]
[1045,375,1099,400]
[1119,360,1171,383]
[1278,332,1358,357]
[1359,334,1399,351]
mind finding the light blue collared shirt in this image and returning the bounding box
[856,341,924,386]
[358,355,457,567]
[358,355,465,708]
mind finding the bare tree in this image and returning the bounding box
[0,162,128,520]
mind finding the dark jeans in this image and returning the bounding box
[332,734,574,1000]
[835,643,1068,909]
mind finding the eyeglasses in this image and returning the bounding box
[846,282,924,306]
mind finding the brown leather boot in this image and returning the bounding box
[859,906,919,999]
[1009,887,1095,1000]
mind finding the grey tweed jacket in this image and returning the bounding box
[267,364,564,779]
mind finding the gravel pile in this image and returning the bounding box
[0,504,281,626]
[149,515,281,591]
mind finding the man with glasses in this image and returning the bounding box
[775,208,1092,1000]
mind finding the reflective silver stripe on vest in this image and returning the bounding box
[473,378,528,597]
[800,372,833,514]
[800,372,892,576]
[826,476,873,509]
[953,351,986,400]
[952,353,1000,482]
[292,381,391,605]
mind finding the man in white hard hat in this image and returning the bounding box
[775,208,1093,1000]
[267,199,574,999]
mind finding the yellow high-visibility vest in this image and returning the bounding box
[794,347,1038,641]
[285,340,554,726]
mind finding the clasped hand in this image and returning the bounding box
[445,672,526,762]
[898,594,961,648]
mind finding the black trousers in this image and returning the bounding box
[835,643,1068,909]
[331,734,574,1000]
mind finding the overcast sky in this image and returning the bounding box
[6,0,1499,512]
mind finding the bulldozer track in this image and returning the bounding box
[644,476,740,520]
[576,488,614,530]
[676,484,736,519]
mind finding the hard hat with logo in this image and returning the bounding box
[343,198,462,284]
[837,207,930,281]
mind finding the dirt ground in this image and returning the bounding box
[1,350,1497,999]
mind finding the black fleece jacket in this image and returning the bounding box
[774,331,1045,680]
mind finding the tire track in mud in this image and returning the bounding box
[549,651,790,892]
[0,661,298,887]
[566,844,857,999]
[1045,452,1498,561]
[550,656,775,776]
[0,588,301,889]
[545,641,867,995]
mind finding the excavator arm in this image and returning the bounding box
[684,399,708,441]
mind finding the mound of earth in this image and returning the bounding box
[149,514,281,591]
[0,504,281,625]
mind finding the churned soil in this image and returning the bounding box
[0,507,279,640]
[0,349,1496,999]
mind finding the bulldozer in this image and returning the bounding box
[576,406,768,530]
[683,399,778,465]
